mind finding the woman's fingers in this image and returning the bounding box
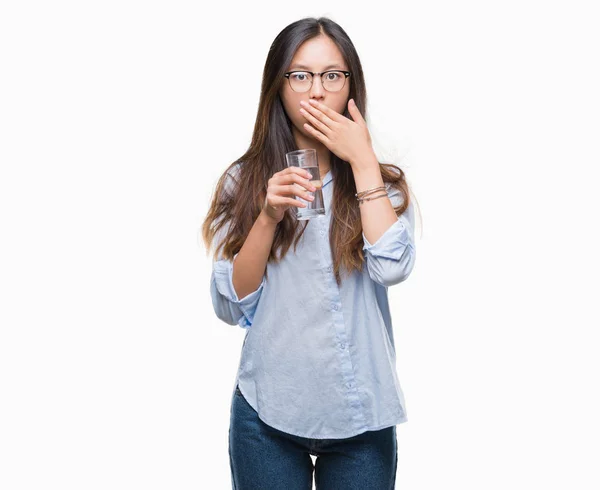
[283,184,315,201]
[266,166,318,213]
[268,192,307,208]
[283,167,317,192]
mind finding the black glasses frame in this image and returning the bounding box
[283,70,352,92]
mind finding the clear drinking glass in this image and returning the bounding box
[285,149,325,220]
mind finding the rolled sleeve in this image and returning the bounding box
[211,253,266,328]
[362,184,416,287]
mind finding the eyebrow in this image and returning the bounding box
[289,63,345,71]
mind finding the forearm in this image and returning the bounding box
[232,210,277,299]
[351,154,398,244]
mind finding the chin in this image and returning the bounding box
[293,122,318,141]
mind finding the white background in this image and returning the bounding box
[1,1,599,488]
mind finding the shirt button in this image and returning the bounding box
[320,230,325,236]
[326,266,332,272]
[331,304,338,311]
[340,343,345,349]
[346,382,353,389]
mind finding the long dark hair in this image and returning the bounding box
[202,16,414,286]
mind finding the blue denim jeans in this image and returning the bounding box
[229,384,397,489]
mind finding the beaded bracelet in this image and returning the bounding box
[358,192,389,205]
[355,185,386,198]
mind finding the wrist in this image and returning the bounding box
[349,151,379,173]
[259,209,279,228]
[352,164,384,195]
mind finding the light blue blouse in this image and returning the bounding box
[209,163,416,439]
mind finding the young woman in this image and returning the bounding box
[202,16,417,490]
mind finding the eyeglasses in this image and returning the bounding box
[283,70,351,93]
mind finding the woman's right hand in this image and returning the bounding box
[262,167,318,225]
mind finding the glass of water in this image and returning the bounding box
[285,149,326,220]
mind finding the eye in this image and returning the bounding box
[326,72,340,80]
[291,72,309,81]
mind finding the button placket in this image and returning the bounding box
[315,187,367,431]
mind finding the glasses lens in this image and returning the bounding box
[323,71,346,92]
[289,72,312,92]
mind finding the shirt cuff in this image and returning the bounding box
[362,216,412,260]
[213,253,266,305]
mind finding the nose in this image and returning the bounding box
[308,75,325,100]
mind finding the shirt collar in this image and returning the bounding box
[322,169,333,188]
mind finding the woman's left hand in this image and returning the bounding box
[299,98,375,169]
